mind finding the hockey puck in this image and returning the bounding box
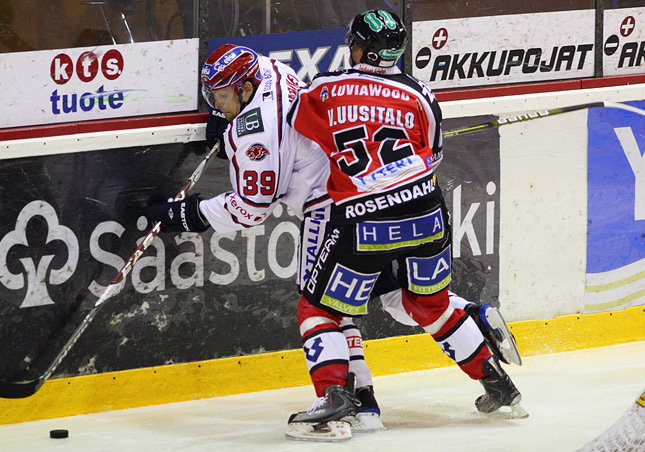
[50,429,69,439]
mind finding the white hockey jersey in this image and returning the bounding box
[199,57,332,233]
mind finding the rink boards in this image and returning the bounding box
[0,80,644,424]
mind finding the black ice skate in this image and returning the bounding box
[476,356,528,419]
[466,303,522,366]
[285,373,357,442]
[352,386,385,433]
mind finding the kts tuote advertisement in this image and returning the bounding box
[0,39,199,129]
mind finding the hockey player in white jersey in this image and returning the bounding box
[149,45,386,430]
[151,44,332,232]
[149,43,523,441]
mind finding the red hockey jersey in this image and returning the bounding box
[287,65,443,219]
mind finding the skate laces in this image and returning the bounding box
[305,387,357,414]
[306,396,329,414]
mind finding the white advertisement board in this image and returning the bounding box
[0,39,199,129]
[603,7,645,77]
[412,11,596,90]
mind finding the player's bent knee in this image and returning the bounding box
[401,289,452,332]
[298,295,342,337]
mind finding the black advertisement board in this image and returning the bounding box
[0,117,499,380]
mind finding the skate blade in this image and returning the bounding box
[351,412,386,433]
[485,402,529,420]
[285,421,352,442]
[485,308,523,366]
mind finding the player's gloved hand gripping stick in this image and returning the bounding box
[0,141,220,399]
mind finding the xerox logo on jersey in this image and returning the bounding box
[245,144,270,161]
[51,49,124,85]
[227,194,267,223]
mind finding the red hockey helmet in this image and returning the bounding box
[201,44,261,108]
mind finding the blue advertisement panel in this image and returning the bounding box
[208,29,349,83]
[207,28,403,83]
[586,100,645,312]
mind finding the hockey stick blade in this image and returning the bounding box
[0,141,221,399]
[443,101,645,139]
[0,378,43,399]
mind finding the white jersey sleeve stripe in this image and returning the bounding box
[270,60,285,148]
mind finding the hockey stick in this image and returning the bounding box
[0,141,221,399]
[443,101,645,138]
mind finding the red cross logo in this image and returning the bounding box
[620,16,636,37]
[432,28,448,50]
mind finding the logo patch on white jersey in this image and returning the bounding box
[245,143,270,161]
[236,108,264,136]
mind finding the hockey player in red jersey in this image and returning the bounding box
[284,9,524,441]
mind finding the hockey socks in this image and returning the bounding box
[340,319,374,388]
[431,309,491,380]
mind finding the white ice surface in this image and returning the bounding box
[1,341,644,452]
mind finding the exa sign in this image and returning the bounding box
[208,28,351,83]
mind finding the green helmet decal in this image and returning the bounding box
[364,10,398,32]
[363,12,383,32]
[378,10,398,30]
[379,48,404,60]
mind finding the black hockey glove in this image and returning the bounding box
[148,193,210,233]
[206,108,229,159]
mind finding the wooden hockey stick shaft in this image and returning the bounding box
[0,141,220,399]
[443,101,645,138]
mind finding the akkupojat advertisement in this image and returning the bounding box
[0,39,198,128]
[412,10,596,90]
[0,116,499,379]
[585,100,645,313]
[603,7,645,77]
